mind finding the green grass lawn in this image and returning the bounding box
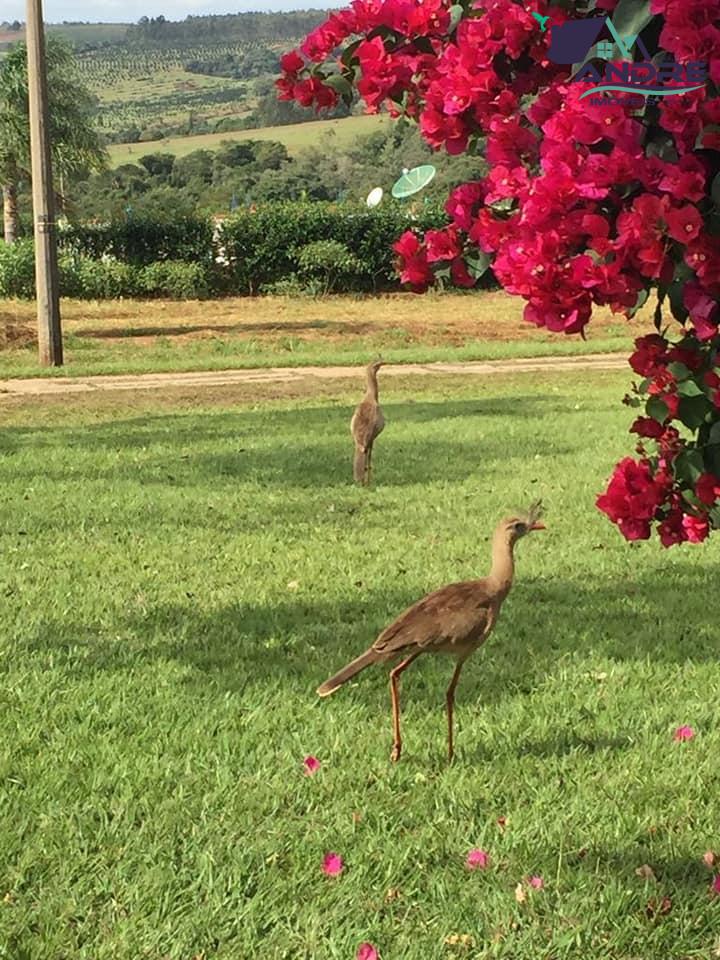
[1,370,719,959]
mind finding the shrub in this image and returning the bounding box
[0,239,36,298]
[139,261,212,299]
[294,239,362,294]
[59,255,141,299]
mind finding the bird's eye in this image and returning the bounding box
[514,522,526,533]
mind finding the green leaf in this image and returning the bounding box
[340,38,363,67]
[678,378,705,398]
[674,449,705,484]
[667,281,689,323]
[323,74,353,98]
[712,172,720,210]
[412,36,436,54]
[667,362,691,381]
[464,252,492,279]
[629,288,649,318]
[678,395,712,430]
[647,396,669,423]
[709,421,720,444]
[449,4,464,32]
[710,505,720,529]
[609,0,655,43]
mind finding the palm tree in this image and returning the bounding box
[0,37,106,243]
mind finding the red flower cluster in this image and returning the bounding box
[281,0,720,546]
[597,334,720,546]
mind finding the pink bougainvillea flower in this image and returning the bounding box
[673,725,695,742]
[303,755,321,776]
[322,852,344,876]
[711,875,720,896]
[356,943,379,960]
[466,848,490,870]
[703,851,716,868]
[529,875,544,889]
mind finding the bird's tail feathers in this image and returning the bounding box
[317,649,377,697]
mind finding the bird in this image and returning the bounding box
[351,358,385,486]
[532,12,550,31]
[317,502,545,762]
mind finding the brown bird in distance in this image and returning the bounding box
[317,502,545,762]
[351,358,385,485]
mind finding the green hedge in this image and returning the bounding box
[217,202,451,295]
[58,215,215,267]
[0,241,214,300]
[0,202,497,300]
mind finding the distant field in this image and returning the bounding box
[0,23,129,49]
[108,114,389,164]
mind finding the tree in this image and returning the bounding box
[0,37,106,243]
[280,0,720,548]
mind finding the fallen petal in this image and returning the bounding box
[303,756,321,776]
[356,944,378,960]
[466,848,490,870]
[712,875,720,896]
[322,852,343,877]
[635,864,657,881]
[673,725,695,742]
[514,882,527,904]
[528,875,544,889]
[703,851,716,869]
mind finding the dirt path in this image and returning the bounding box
[0,353,627,398]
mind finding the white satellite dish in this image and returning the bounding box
[366,186,383,208]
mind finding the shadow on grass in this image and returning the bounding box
[78,319,378,339]
[0,395,578,490]
[15,565,720,708]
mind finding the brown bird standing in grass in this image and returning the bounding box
[351,359,385,485]
[317,502,545,762]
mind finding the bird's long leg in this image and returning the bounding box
[365,440,374,486]
[389,652,421,762]
[446,660,466,763]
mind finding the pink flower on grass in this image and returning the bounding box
[466,849,490,870]
[357,944,379,960]
[322,852,344,877]
[303,756,321,775]
[711,875,720,896]
[703,851,716,868]
[673,725,695,742]
[529,875,544,889]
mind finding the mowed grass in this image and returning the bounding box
[0,290,645,379]
[1,370,719,960]
[107,114,389,165]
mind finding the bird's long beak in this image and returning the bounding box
[530,522,546,531]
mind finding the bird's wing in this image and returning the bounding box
[372,580,495,657]
[352,399,381,448]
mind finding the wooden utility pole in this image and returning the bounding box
[26,0,63,366]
